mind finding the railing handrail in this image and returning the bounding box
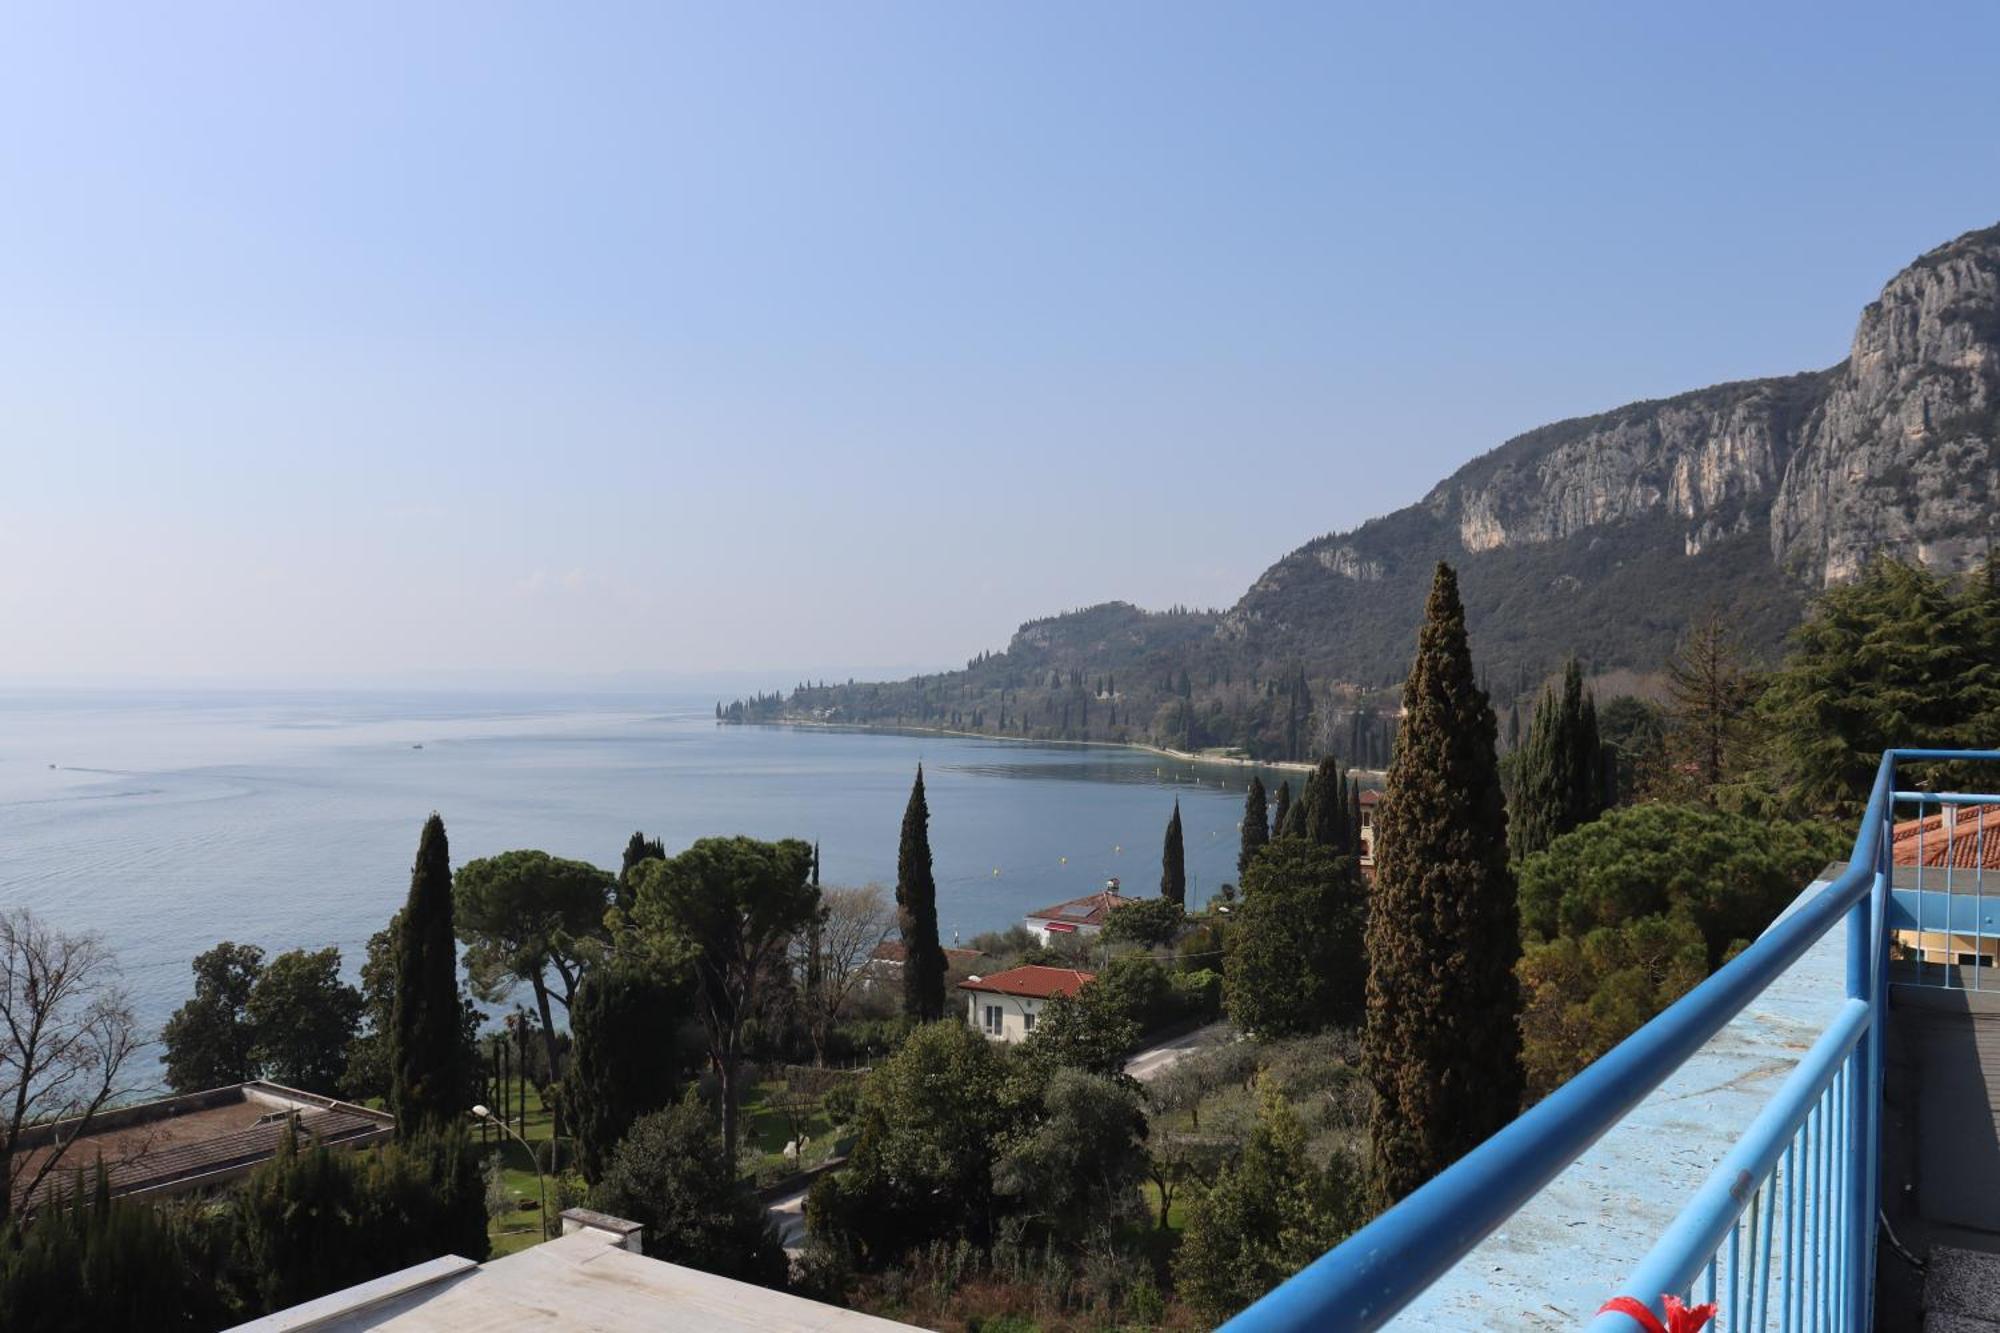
[1221,750,2000,1332]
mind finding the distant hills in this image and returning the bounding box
[736,223,2000,762]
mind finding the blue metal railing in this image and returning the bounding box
[1223,748,2000,1333]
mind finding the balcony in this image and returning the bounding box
[1223,749,2000,1333]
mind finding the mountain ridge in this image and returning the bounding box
[740,221,2000,760]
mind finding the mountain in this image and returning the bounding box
[737,223,2000,761]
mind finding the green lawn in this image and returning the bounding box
[478,1080,562,1257]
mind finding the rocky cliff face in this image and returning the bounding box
[1220,222,2000,683]
[1773,232,2000,583]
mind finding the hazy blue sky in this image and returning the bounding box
[4,3,1997,684]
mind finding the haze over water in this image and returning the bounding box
[0,691,1270,1059]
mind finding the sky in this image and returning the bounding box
[3,3,1998,686]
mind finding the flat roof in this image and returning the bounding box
[1383,876,1849,1327]
[238,1224,915,1331]
[13,1081,392,1211]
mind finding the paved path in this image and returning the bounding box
[1124,1021,1233,1082]
[768,1186,810,1256]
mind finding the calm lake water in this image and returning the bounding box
[0,690,1278,1061]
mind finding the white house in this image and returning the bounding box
[959,964,1095,1043]
[1024,883,1134,945]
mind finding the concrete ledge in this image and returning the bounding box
[228,1254,477,1331]
[559,1207,644,1252]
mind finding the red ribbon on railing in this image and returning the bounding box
[1595,1295,1717,1333]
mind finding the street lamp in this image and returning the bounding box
[473,1103,549,1239]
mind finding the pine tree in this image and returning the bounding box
[1660,609,1754,805]
[1364,563,1521,1205]
[1238,776,1269,877]
[1508,658,1608,860]
[1305,755,1347,851]
[1270,781,1292,839]
[897,766,947,1021]
[391,813,466,1138]
[1161,801,1187,907]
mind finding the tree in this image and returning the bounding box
[1019,989,1139,1080]
[246,948,363,1094]
[1175,1078,1362,1322]
[795,884,894,1066]
[235,1124,488,1315]
[1161,801,1187,907]
[1518,915,1708,1099]
[1363,562,1521,1206]
[1760,559,2000,817]
[590,1093,785,1287]
[0,1167,239,1332]
[1305,755,1348,851]
[1270,781,1293,839]
[1101,896,1186,950]
[1517,803,1845,970]
[895,766,948,1021]
[1508,658,1609,860]
[345,910,482,1107]
[455,849,614,1081]
[805,1021,1013,1266]
[161,942,264,1094]
[0,912,140,1226]
[994,1069,1149,1244]
[617,831,666,913]
[1660,609,1756,805]
[1238,775,1269,875]
[560,963,682,1184]
[392,814,467,1136]
[1597,696,1666,802]
[1225,841,1365,1036]
[628,837,819,1158]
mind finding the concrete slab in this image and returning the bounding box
[1386,878,1852,1330]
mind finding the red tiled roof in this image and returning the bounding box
[1893,805,2000,870]
[1358,789,1383,806]
[958,965,1095,999]
[1024,890,1133,927]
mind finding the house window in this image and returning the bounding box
[1959,953,1982,968]
[983,1005,1003,1035]
[1023,1010,1036,1032]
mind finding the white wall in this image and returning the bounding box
[964,990,1046,1043]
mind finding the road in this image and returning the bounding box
[1123,1021,1233,1082]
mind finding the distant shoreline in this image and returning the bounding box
[739,715,1323,776]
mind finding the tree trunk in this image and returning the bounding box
[718,1048,741,1162]
[531,975,563,1084]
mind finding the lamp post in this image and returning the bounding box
[473,1103,549,1239]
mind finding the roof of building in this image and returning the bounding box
[1894,805,2000,870]
[958,964,1095,999]
[1024,889,1133,928]
[868,941,984,965]
[11,1081,392,1212]
[1359,788,1383,806]
[233,1213,913,1332]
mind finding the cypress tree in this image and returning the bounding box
[1507,658,1608,861]
[1271,781,1293,839]
[1161,801,1187,907]
[617,831,666,913]
[1363,563,1521,1206]
[1281,794,1308,840]
[559,963,679,1184]
[897,766,947,1021]
[1305,755,1347,851]
[1238,775,1269,877]
[391,813,465,1138]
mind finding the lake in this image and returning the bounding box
[0,690,1280,1058]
